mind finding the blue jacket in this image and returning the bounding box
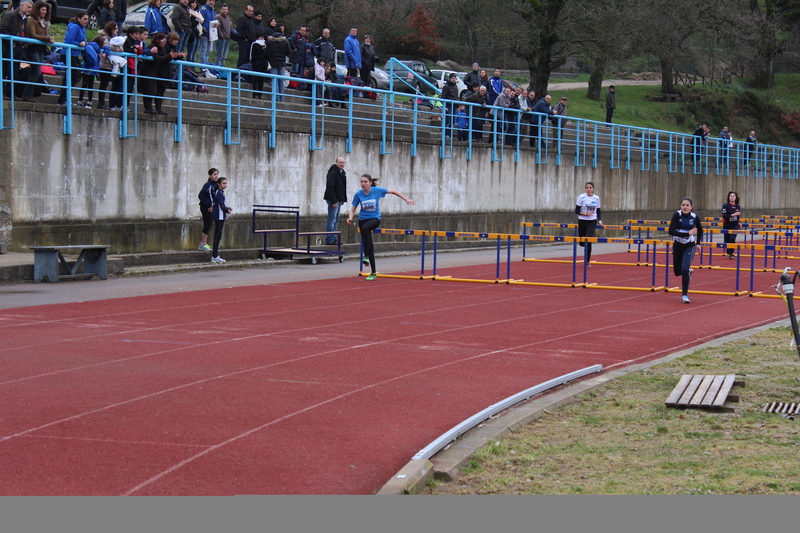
[145,6,165,34]
[64,21,87,57]
[288,30,315,66]
[82,41,102,75]
[199,4,216,33]
[344,33,361,69]
[212,189,229,220]
[199,179,217,208]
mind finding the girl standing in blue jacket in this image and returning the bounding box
[668,197,704,303]
[57,12,89,105]
[197,168,219,251]
[211,176,232,263]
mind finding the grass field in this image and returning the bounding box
[424,326,800,495]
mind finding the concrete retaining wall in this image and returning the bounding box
[2,107,798,254]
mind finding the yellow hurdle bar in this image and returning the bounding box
[367,227,791,298]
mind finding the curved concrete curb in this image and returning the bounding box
[376,318,790,494]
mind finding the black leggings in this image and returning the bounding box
[212,219,225,257]
[578,219,598,262]
[359,217,381,273]
[723,223,739,256]
[672,242,696,295]
[78,73,95,102]
[201,207,213,235]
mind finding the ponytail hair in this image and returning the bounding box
[362,174,378,185]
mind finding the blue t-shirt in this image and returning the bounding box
[352,187,388,221]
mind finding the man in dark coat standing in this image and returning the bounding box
[236,4,256,67]
[324,157,347,244]
[605,85,615,123]
[441,72,460,136]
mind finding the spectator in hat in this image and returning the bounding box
[463,63,481,98]
[360,34,378,88]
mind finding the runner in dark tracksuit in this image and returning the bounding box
[211,176,232,263]
[668,197,704,304]
[197,168,219,251]
[721,191,741,260]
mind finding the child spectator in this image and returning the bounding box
[105,35,127,109]
[455,104,469,141]
[211,176,232,263]
[77,35,106,108]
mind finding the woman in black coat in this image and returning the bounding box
[140,32,180,114]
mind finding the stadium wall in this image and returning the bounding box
[1,109,798,254]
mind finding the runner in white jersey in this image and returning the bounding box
[574,181,603,265]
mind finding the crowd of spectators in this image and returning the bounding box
[1,1,763,156]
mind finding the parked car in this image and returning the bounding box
[431,69,468,99]
[503,79,523,92]
[331,49,389,90]
[390,60,438,95]
[122,1,176,32]
[49,0,99,29]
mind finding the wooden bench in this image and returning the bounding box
[30,245,110,283]
[665,374,744,412]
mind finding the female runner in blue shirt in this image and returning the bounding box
[668,197,703,303]
[347,174,415,280]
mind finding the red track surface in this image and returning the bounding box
[0,251,789,495]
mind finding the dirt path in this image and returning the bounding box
[547,78,662,91]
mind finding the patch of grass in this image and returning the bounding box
[424,327,800,495]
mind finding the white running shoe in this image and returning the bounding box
[211,256,226,263]
[682,295,690,304]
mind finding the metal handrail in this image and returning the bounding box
[2,33,796,180]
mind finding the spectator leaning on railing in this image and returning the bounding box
[56,11,89,106]
[1,0,33,100]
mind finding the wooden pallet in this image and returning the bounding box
[665,374,744,412]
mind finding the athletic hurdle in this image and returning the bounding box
[361,225,797,298]
[368,226,668,291]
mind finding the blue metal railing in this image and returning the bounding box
[2,33,798,180]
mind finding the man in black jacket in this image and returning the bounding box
[315,28,335,66]
[323,157,347,245]
[0,0,32,99]
[235,4,256,67]
[441,72,460,136]
[464,85,488,142]
[462,63,481,97]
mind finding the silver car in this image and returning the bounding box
[122,1,176,32]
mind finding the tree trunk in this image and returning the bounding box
[586,56,607,101]
[660,57,674,94]
[752,56,774,89]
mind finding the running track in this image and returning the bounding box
[0,250,789,494]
